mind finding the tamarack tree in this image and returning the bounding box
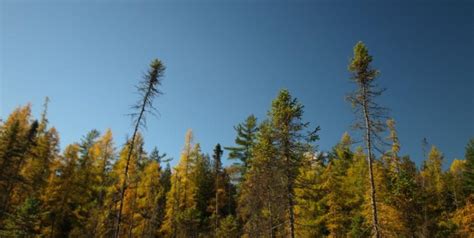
[346,42,389,238]
[114,59,165,238]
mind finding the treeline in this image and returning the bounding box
[0,43,473,237]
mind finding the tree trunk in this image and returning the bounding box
[362,85,380,238]
[114,103,145,238]
[287,181,295,238]
[285,151,295,238]
[215,171,219,236]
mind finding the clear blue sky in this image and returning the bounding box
[1,0,473,167]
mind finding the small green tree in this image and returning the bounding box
[225,115,258,175]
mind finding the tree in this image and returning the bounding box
[451,195,474,236]
[463,139,474,196]
[41,144,81,237]
[0,197,42,237]
[85,129,115,235]
[446,159,466,210]
[210,144,235,236]
[346,41,389,238]
[419,146,446,236]
[225,115,258,175]
[216,215,239,238]
[162,130,202,237]
[320,134,356,236]
[72,129,101,235]
[115,59,165,237]
[212,144,224,234]
[239,122,286,237]
[134,160,163,237]
[268,89,319,238]
[0,105,37,220]
[156,163,172,236]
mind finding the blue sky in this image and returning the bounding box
[1,0,473,167]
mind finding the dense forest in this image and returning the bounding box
[0,42,473,238]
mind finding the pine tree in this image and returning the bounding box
[225,115,258,175]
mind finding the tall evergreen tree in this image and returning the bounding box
[346,41,389,238]
[269,89,319,238]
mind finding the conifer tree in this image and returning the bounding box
[0,105,37,222]
[447,159,466,209]
[162,130,201,237]
[41,144,81,237]
[85,129,115,235]
[212,143,224,234]
[419,146,446,236]
[463,139,474,196]
[346,41,389,237]
[320,134,355,236]
[115,59,165,237]
[225,115,258,175]
[135,160,163,237]
[268,89,319,238]
[239,122,287,237]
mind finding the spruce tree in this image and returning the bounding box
[346,42,389,237]
[269,89,319,238]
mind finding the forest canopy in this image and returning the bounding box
[0,43,473,238]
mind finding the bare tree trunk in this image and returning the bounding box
[362,86,380,238]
